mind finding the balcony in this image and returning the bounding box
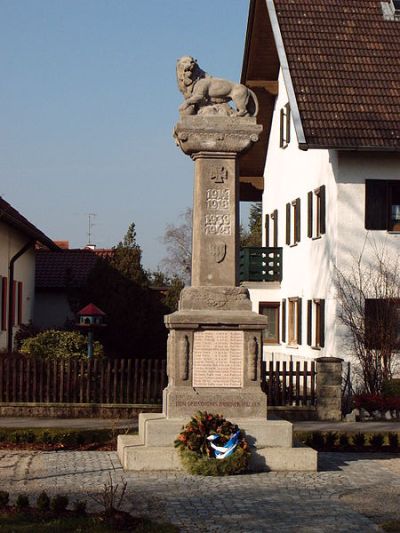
[239,247,283,283]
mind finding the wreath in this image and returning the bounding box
[174,411,250,476]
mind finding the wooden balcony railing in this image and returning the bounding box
[239,247,283,282]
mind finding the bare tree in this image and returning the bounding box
[161,208,192,285]
[335,238,400,394]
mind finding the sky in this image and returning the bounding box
[0,0,251,271]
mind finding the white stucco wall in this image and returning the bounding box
[246,70,339,360]
[0,222,35,351]
[246,70,400,366]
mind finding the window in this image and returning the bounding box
[365,298,400,349]
[1,277,7,331]
[286,198,301,245]
[365,180,400,231]
[382,1,400,19]
[280,103,291,148]
[308,186,326,239]
[307,299,325,348]
[264,209,278,247]
[259,302,280,344]
[288,297,302,345]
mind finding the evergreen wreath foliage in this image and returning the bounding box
[174,411,250,476]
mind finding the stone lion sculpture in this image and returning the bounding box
[176,56,258,117]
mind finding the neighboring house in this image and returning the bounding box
[239,0,400,364]
[34,247,106,329]
[0,197,58,352]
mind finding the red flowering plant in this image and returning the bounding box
[174,411,250,475]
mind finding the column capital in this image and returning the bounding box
[173,116,262,156]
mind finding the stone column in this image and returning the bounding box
[316,357,343,421]
[174,116,262,287]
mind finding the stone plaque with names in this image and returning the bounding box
[192,330,244,388]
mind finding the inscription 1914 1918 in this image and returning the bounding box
[192,330,244,387]
[206,188,230,210]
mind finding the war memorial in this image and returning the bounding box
[118,57,317,472]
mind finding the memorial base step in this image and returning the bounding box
[117,414,317,472]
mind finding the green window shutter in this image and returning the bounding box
[365,180,387,230]
[320,185,326,234]
[320,299,325,348]
[307,300,312,346]
[281,299,286,342]
[307,192,313,238]
[273,209,278,247]
[295,198,301,243]
[265,214,270,247]
[286,203,290,245]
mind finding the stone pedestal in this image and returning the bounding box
[118,115,317,472]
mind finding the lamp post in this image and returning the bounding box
[76,303,106,359]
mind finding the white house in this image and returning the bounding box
[239,0,400,366]
[0,197,57,352]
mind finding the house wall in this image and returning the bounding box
[246,70,400,366]
[34,291,74,330]
[246,70,339,361]
[0,222,35,351]
[335,151,400,360]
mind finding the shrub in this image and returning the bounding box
[50,495,69,514]
[352,432,366,447]
[19,430,36,444]
[20,330,103,360]
[310,432,325,450]
[324,432,337,448]
[353,394,385,416]
[383,379,400,397]
[388,433,399,449]
[369,433,385,449]
[36,491,50,512]
[0,491,9,508]
[73,499,87,516]
[339,434,350,448]
[0,431,7,443]
[16,495,29,511]
[175,412,250,476]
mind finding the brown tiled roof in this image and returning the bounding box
[271,0,400,149]
[35,249,100,289]
[0,197,58,250]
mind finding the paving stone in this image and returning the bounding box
[0,451,398,531]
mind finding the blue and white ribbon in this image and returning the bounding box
[207,431,240,460]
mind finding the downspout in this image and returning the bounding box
[7,240,34,353]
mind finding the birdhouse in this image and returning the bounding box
[77,303,106,327]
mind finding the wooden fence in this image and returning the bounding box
[263,360,317,407]
[0,357,167,405]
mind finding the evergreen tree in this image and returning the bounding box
[80,223,168,358]
[240,203,262,247]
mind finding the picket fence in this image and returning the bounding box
[0,357,166,405]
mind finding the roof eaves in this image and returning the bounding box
[266,0,307,148]
[241,0,257,84]
[0,199,59,251]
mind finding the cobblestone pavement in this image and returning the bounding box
[1,451,399,532]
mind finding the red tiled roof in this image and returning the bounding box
[77,303,106,316]
[0,197,58,250]
[35,249,100,289]
[271,0,400,149]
